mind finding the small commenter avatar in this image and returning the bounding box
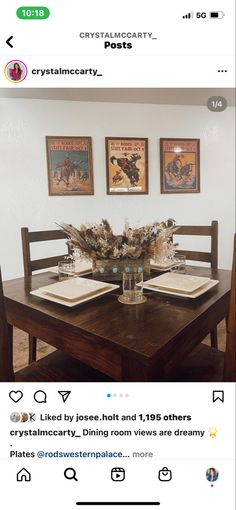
[208,427,218,438]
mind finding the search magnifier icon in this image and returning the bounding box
[64,468,78,481]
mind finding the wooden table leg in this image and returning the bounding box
[8,324,13,362]
[210,327,218,349]
[28,335,37,364]
[6,324,15,381]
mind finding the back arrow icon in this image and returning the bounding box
[6,36,14,48]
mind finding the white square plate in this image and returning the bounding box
[144,273,210,293]
[150,259,176,272]
[143,279,219,299]
[30,277,119,306]
[35,277,116,300]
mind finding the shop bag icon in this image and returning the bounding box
[158,467,172,482]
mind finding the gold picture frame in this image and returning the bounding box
[46,136,94,195]
[106,137,148,194]
[160,138,200,193]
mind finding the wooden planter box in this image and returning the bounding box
[92,257,150,281]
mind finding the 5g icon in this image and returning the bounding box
[196,12,207,18]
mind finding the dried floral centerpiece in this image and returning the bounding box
[59,218,176,280]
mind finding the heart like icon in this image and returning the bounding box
[9,391,23,403]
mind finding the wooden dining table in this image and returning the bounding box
[3,266,231,381]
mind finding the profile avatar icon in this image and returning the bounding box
[20,412,29,423]
[206,467,219,482]
[4,60,28,83]
[10,412,21,423]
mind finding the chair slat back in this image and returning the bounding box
[223,234,236,381]
[0,267,15,381]
[173,221,218,269]
[21,228,69,277]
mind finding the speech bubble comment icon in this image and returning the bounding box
[34,391,47,403]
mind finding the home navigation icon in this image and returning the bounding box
[16,468,31,482]
[111,467,125,481]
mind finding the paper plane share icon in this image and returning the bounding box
[58,391,71,403]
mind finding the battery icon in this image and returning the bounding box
[210,11,225,18]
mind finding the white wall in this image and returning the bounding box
[0,97,235,279]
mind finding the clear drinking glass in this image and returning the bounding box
[122,271,143,303]
[73,248,84,273]
[58,258,75,280]
[170,255,186,273]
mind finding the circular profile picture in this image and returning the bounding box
[206,467,219,482]
[29,412,36,423]
[20,412,29,423]
[10,412,21,423]
[4,60,28,83]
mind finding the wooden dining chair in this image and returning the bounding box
[21,227,70,364]
[0,266,112,383]
[21,227,70,278]
[173,220,218,269]
[170,234,236,382]
[173,220,219,348]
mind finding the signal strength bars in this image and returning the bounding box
[182,12,193,19]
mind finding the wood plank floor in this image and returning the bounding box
[13,321,226,372]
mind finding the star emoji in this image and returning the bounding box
[208,427,218,438]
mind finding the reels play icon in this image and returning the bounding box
[111,467,125,482]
